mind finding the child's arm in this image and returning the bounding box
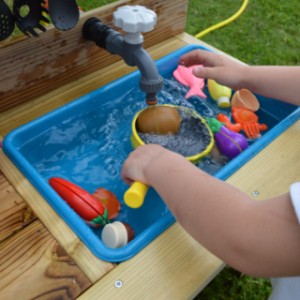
[239,65,300,106]
[180,50,300,106]
[121,144,300,277]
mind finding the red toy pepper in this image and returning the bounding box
[49,177,110,227]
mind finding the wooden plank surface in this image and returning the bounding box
[0,146,115,283]
[227,120,300,198]
[0,171,36,242]
[0,30,299,299]
[78,224,224,300]
[0,220,91,299]
[0,130,92,299]
[0,0,188,112]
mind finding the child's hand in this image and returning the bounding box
[121,144,170,186]
[179,49,247,90]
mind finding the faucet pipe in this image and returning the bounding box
[83,17,163,105]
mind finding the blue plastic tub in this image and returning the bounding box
[3,44,300,262]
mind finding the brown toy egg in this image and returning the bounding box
[136,105,181,135]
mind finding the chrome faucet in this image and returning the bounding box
[82,5,163,105]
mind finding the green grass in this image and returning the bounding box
[76,0,300,66]
[186,0,300,65]
[195,267,271,300]
[4,0,299,298]
[76,0,116,10]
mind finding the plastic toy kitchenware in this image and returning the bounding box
[173,64,207,99]
[125,105,214,208]
[3,44,300,262]
[131,105,214,162]
[83,5,163,107]
[217,113,242,133]
[207,118,248,159]
[231,89,260,111]
[48,0,79,31]
[102,221,135,249]
[0,0,15,41]
[13,0,49,37]
[124,182,149,209]
[93,188,121,220]
[232,107,268,139]
[49,177,110,227]
[207,79,232,108]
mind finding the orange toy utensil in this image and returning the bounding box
[232,107,267,139]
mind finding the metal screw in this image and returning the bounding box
[115,280,123,288]
[252,191,260,197]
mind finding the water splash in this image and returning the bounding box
[138,107,212,157]
[20,75,229,234]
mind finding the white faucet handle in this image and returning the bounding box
[113,5,157,44]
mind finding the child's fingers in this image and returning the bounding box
[179,50,218,67]
[193,66,217,80]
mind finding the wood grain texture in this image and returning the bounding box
[0,0,188,112]
[0,146,115,283]
[0,220,91,299]
[78,223,224,300]
[227,120,300,199]
[0,171,36,242]
[0,37,186,136]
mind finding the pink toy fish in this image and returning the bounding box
[173,64,207,99]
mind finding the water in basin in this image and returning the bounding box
[4,44,299,262]
[19,75,228,235]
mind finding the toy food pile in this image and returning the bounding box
[219,89,268,139]
[49,177,135,249]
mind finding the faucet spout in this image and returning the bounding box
[83,14,163,105]
[119,42,163,105]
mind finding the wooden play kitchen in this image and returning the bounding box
[0,0,300,298]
